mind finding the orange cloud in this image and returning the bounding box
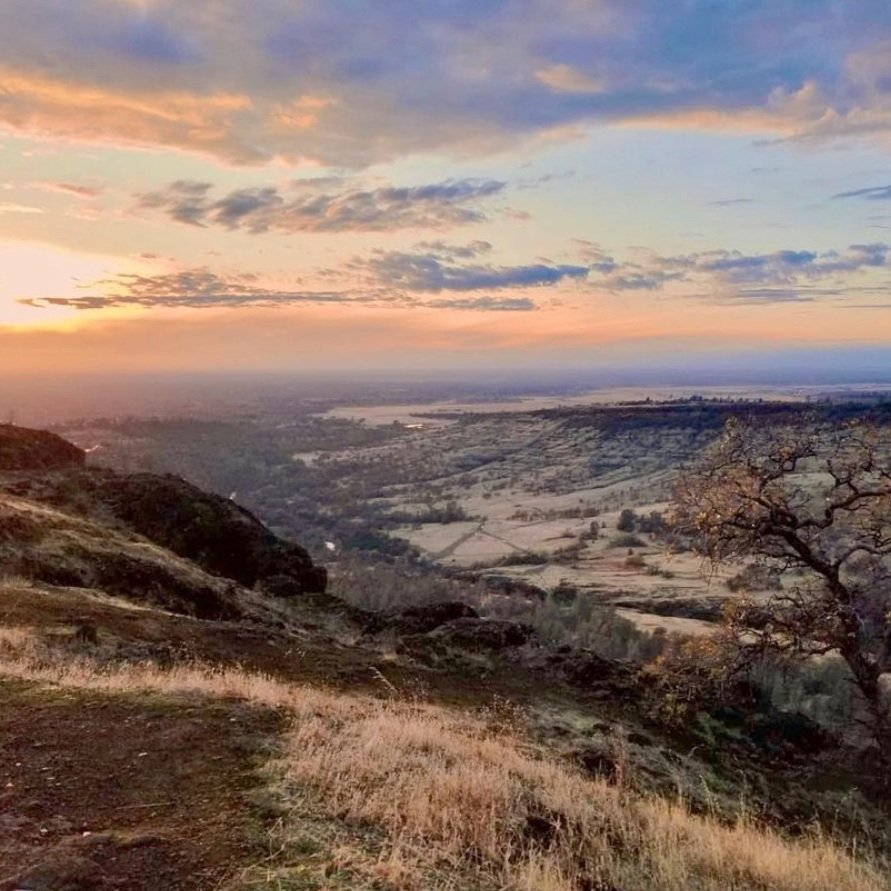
[535,64,605,95]
[0,67,259,162]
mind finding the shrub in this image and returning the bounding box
[617,508,637,532]
[610,533,646,549]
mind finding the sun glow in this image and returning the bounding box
[0,240,148,327]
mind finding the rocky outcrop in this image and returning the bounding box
[389,601,479,634]
[91,472,326,595]
[364,602,532,657]
[2,450,327,598]
[426,617,533,650]
[523,646,637,700]
[0,495,243,620]
[397,616,534,663]
[0,425,84,472]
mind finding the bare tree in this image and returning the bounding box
[673,417,891,757]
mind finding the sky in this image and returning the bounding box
[2,0,891,377]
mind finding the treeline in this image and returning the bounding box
[538,398,891,435]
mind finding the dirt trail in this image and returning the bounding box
[426,520,486,560]
[0,681,283,891]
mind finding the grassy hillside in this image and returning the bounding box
[1,626,886,891]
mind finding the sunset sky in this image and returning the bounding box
[3,1,891,375]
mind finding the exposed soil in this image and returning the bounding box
[0,680,284,891]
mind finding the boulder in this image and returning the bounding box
[391,601,479,634]
[425,617,533,650]
[526,648,636,698]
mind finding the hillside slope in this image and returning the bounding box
[0,425,889,890]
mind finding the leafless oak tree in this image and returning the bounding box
[673,417,891,757]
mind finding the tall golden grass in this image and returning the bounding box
[0,627,886,891]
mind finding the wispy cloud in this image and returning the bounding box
[19,264,540,312]
[35,181,103,199]
[834,184,891,200]
[425,296,537,311]
[19,269,361,310]
[0,202,43,214]
[137,178,507,233]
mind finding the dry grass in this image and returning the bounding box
[280,700,887,891]
[0,627,887,891]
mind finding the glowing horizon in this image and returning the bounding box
[2,2,891,375]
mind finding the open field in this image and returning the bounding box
[306,403,783,632]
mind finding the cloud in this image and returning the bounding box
[425,296,536,311]
[709,198,754,207]
[19,269,361,310]
[535,64,605,95]
[577,241,891,302]
[361,245,588,292]
[834,184,891,200]
[18,262,539,313]
[0,66,257,159]
[35,181,103,198]
[0,202,43,214]
[4,2,891,165]
[137,178,507,233]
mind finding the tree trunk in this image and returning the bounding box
[841,646,891,778]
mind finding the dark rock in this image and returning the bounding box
[260,574,309,598]
[609,595,725,622]
[0,498,244,621]
[577,747,620,782]
[480,574,548,600]
[554,650,631,688]
[525,647,637,700]
[0,424,84,472]
[743,710,835,754]
[426,617,533,650]
[93,473,327,594]
[18,544,243,621]
[392,601,479,634]
[3,463,327,597]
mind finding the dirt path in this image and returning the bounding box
[424,521,546,563]
[0,680,284,891]
[426,520,485,560]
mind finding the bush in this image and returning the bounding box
[610,534,646,549]
[617,509,637,532]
